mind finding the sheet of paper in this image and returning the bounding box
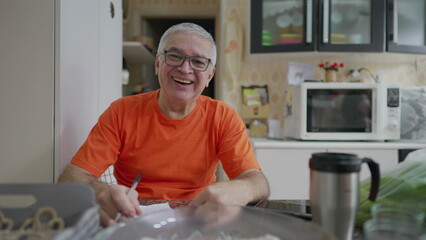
[138,203,176,226]
[139,203,173,215]
[90,203,175,239]
[287,62,314,85]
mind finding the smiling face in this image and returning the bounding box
[155,31,216,109]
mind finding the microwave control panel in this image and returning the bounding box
[386,88,401,133]
[387,88,400,107]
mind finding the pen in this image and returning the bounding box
[114,173,142,222]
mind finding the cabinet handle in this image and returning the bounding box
[110,2,115,19]
[306,0,313,43]
[393,0,398,43]
[323,0,329,43]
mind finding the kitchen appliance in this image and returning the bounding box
[309,152,380,240]
[284,82,401,141]
[92,204,336,240]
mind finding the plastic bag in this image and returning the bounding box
[356,148,426,227]
[401,87,426,140]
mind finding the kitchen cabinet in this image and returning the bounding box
[256,148,318,200]
[252,139,426,200]
[250,0,386,53]
[387,0,426,54]
[0,0,122,183]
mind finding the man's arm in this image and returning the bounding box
[191,169,270,206]
[58,164,141,226]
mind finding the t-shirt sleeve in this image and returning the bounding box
[71,103,121,177]
[216,106,260,180]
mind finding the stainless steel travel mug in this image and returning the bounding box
[309,152,380,240]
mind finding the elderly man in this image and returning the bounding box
[58,22,269,227]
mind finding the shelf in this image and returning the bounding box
[123,41,155,66]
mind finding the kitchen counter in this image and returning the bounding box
[251,138,426,200]
[251,137,426,150]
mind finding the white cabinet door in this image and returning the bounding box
[98,0,122,114]
[56,0,122,176]
[326,149,398,180]
[56,0,100,175]
[256,148,322,200]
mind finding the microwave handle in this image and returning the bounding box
[322,0,330,43]
[392,0,398,43]
[306,0,313,43]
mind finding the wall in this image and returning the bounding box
[0,0,55,183]
[125,0,426,131]
[0,0,122,183]
[219,0,426,125]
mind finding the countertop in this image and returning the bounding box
[251,137,426,149]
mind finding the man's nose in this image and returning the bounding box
[178,59,193,73]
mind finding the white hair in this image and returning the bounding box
[157,22,217,66]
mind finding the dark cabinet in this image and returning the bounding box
[387,0,426,54]
[250,0,386,53]
[250,0,317,53]
[318,0,385,52]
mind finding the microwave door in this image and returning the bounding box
[307,89,373,134]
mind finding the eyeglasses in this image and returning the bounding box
[161,50,211,72]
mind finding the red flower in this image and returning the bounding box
[319,61,344,71]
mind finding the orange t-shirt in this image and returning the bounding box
[71,90,260,200]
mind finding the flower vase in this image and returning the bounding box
[325,69,337,82]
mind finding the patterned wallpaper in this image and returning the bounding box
[220,0,426,123]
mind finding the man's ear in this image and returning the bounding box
[155,55,160,75]
[206,67,216,88]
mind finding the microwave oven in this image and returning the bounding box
[284,82,401,141]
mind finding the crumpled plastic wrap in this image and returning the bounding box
[356,148,426,227]
[401,87,426,140]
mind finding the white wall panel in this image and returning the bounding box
[98,0,122,115]
[56,0,122,176]
[56,0,100,175]
[0,0,54,183]
[0,0,122,182]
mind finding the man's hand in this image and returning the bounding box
[58,164,142,227]
[188,169,268,230]
[97,184,142,226]
[191,169,269,207]
[181,202,242,230]
[191,181,247,206]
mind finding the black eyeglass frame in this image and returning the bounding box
[161,50,212,72]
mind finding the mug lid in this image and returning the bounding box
[309,152,362,173]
